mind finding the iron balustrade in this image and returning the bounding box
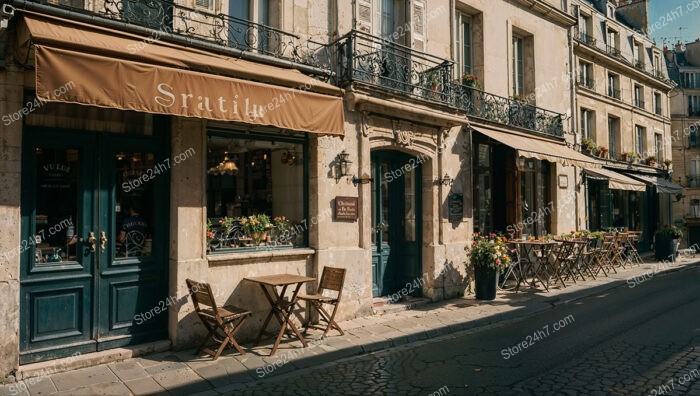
[608,88,621,99]
[634,99,645,109]
[577,77,595,89]
[452,85,564,138]
[687,176,700,188]
[336,30,454,104]
[37,0,331,71]
[574,30,597,46]
[606,45,622,59]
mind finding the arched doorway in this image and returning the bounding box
[370,150,423,297]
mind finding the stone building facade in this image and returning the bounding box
[570,0,675,249]
[667,40,700,247]
[0,0,673,382]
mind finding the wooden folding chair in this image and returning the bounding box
[298,267,346,337]
[186,279,251,360]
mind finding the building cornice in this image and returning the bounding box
[510,0,577,27]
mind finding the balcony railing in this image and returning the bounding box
[34,0,330,71]
[606,45,623,59]
[574,30,670,84]
[608,88,621,100]
[577,77,595,90]
[574,30,597,46]
[634,99,645,109]
[336,30,453,104]
[452,85,564,138]
[687,175,700,188]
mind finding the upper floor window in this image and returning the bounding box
[635,125,646,154]
[683,72,700,89]
[689,95,700,116]
[634,85,644,109]
[608,73,620,99]
[691,199,700,216]
[607,5,615,19]
[655,133,664,162]
[512,35,524,96]
[455,13,473,78]
[579,61,594,89]
[580,108,595,139]
[653,53,663,76]
[228,0,279,53]
[633,42,645,68]
[691,125,700,148]
[608,116,620,158]
[607,29,620,57]
[654,92,663,115]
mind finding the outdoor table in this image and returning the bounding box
[509,240,559,291]
[245,274,315,356]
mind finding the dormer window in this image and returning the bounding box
[607,4,615,19]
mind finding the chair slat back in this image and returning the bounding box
[319,267,346,297]
[186,279,218,315]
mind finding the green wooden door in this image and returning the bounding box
[371,151,422,298]
[20,129,168,363]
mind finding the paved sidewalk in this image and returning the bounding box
[2,255,698,396]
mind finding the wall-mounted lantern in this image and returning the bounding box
[336,150,352,181]
[435,172,453,186]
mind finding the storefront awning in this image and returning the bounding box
[625,174,683,194]
[18,11,345,136]
[473,128,602,168]
[583,168,646,191]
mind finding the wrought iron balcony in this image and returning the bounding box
[32,0,330,71]
[577,77,595,90]
[687,175,700,188]
[452,85,564,138]
[574,30,597,46]
[336,30,453,104]
[606,45,623,59]
[608,88,621,100]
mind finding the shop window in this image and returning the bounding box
[206,132,306,252]
[519,159,549,237]
[474,143,492,234]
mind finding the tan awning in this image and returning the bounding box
[584,168,646,191]
[474,128,601,168]
[19,11,345,136]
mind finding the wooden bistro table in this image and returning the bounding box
[509,240,559,292]
[245,274,315,356]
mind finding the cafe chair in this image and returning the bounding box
[186,279,252,360]
[298,267,346,337]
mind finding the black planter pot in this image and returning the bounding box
[474,265,498,300]
[654,234,679,261]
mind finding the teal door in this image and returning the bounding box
[20,129,169,363]
[371,151,422,297]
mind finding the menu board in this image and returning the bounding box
[448,193,463,222]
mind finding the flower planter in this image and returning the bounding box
[474,265,498,300]
[654,234,679,261]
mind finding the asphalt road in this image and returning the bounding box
[240,265,700,396]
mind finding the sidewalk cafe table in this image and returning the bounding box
[245,274,315,356]
[509,240,558,292]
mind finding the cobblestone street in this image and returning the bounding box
[241,265,700,395]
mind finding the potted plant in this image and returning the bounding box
[621,152,637,162]
[654,225,683,261]
[428,73,440,92]
[466,233,511,300]
[461,73,481,89]
[206,219,215,252]
[597,146,609,159]
[239,214,271,245]
[664,159,672,169]
[272,216,292,245]
[581,137,596,154]
[646,155,657,166]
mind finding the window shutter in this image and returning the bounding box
[357,0,374,34]
[411,0,426,52]
[195,0,212,10]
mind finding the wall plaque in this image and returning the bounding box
[335,196,359,221]
[448,193,463,222]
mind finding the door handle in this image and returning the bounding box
[87,232,96,253]
[100,232,108,253]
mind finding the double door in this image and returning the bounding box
[20,129,168,363]
[371,150,422,297]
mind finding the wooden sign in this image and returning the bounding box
[335,196,358,221]
[448,193,463,222]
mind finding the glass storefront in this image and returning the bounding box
[206,131,307,251]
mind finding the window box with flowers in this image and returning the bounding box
[206,131,308,254]
[466,233,512,300]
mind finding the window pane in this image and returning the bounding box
[116,152,156,258]
[206,135,305,250]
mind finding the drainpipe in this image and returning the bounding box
[438,128,444,246]
[8,0,332,78]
